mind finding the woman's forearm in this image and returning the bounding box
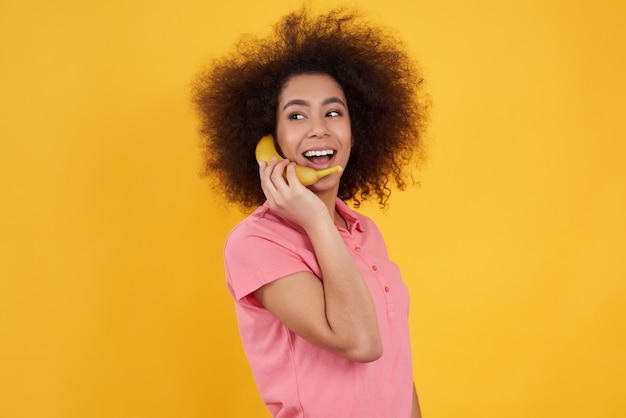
[305,218,382,362]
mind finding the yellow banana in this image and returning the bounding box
[255,134,343,186]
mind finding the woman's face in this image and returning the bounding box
[275,73,351,189]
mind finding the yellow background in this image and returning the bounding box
[1,0,624,417]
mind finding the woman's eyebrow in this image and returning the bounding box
[322,97,347,107]
[282,97,347,110]
[283,99,308,110]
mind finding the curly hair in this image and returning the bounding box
[191,7,428,211]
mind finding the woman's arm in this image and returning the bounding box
[411,383,422,418]
[253,159,382,362]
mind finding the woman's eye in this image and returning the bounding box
[289,113,305,120]
[327,110,341,117]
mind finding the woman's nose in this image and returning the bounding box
[307,116,329,138]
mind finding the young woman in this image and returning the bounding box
[192,7,428,417]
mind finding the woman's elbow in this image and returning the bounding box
[344,338,383,363]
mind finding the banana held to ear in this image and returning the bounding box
[255,134,343,186]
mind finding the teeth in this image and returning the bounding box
[304,150,335,158]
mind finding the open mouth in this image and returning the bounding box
[303,149,336,167]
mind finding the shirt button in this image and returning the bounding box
[372,265,378,271]
[355,246,361,252]
[384,286,390,293]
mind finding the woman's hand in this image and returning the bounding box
[259,157,330,229]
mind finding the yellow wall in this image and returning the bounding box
[1,0,624,417]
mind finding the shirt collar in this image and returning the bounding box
[335,198,365,233]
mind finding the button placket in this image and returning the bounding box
[345,233,396,315]
[366,261,395,315]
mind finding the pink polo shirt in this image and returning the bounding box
[225,198,413,418]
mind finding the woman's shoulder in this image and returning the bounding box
[226,203,304,247]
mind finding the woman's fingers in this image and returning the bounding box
[259,159,325,227]
[260,158,291,201]
[270,159,290,188]
[283,162,299,185]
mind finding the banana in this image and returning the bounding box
[255,134,343,186]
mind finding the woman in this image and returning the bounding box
[192,7,428,417]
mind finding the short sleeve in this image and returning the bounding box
[224,218,313,302]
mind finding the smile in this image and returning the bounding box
[303,149,335,158]
[303,148,336,166]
